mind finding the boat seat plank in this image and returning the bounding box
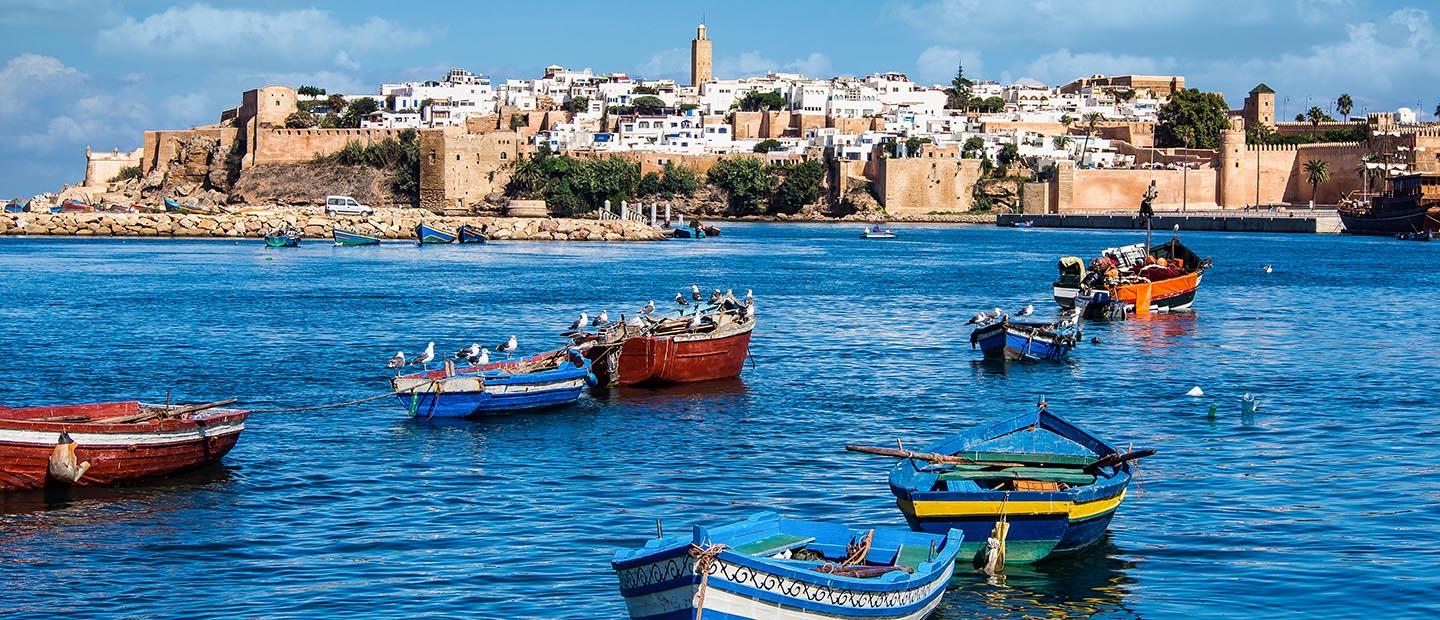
[938,469,1096,486]
[959,451,1096,467]
[894,544,933,570]
[734,534,816,557]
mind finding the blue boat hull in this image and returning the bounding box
[416,223,456,244]
[396,383,585,417]
[264,235,300,248]
[458,226,487,244]
[333,229,380,246]
[971,323,1074,361]
[392,352,592,418]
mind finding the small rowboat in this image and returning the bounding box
[1013,220,1035,228]
[333,228,381,246]
[264,231,301,248]
[163,197,214,215]
[672,227,705,239]
[576,292,755,386]
[701,224,721,237]
[612,512,962,620]
[970,313,1080,361]
[862,224,897,239]
[458,224,487,244]
[1054,234,1209,316]
[416,222,456,244]
[1396,230,1433,241]
[391,348,593,417]
[50,199,94,213]
[862,401,1148,565]
[5,199,30,213]
[0,400,248,492]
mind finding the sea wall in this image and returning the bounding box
[0,210,666,241]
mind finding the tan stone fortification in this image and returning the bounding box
[0,210,665,242]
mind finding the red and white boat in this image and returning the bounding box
[0,400,248,492]
[578,293,755,386]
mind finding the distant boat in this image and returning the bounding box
[861,224,897,239]
[457,224,487,244]
[163,197,213,215]
[1339,172,1440,236]
[1396,230,1433,241]
[1013,220,1036,228]
[416,222,456,244]
[970,313,1080,361]
[866,400,1150,565]
[264,228,301,248]
[50,199,94,213]
[391,348,593,417]
[4,199,28,213]
[333,228,381,246]
[671,227,697,239]
[611,512,962,620]
[701,224,721,237]
[0,399,248,492]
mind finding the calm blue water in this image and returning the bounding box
[1,224,1437,619]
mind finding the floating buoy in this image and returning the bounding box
[1186,386,1204,397]
[1242,393,1258,415]
[1207,404,1217,420]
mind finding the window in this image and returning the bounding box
[500,152,507,160]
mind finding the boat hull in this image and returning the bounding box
[458,225,487,244]
[894,491,1126,563]
[0,403,247,492]
[392,355,591,418]
[416,223,456,244]
[971,322,1074,361]
[1339,202,1438,235]
[264,235,300,248]
[333,229,380,246]
[592,323,752,386]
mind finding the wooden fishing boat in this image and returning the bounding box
[970,313,1080,361]
[458,224,487,243]
[163,197,214,215]
[1054,234,1210,318]
[0,400,248,492]
[50,199,94,213]
[700,224,721,237]
[671,227,705,239]
[612,512,962,620]
[4,199,29,213]
[1339,172,1440,236]
[333,228,381,246]
[391,348,593,418]
[416,222,456,244]
[264,231,301,247]
[862,224,897,239]
[855,401,1149,565]
[578,294,755,387]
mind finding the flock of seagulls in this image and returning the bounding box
[387,337,515,372]
[966,303,1038,325]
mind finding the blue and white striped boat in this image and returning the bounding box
[416,222,456,244]
[612,512,961,620]
[969,313,1080,362]
[333,228,381,246]
[391,348,593,418]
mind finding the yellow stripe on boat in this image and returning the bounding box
[906,490,1126,520]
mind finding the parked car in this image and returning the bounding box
[325,195,374,216]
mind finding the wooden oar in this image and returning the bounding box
[94,399,237,424]
[1082,449,1156,473]
[844,444,1025,468]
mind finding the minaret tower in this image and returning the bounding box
[691,23,713,87]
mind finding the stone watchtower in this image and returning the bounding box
[691,23,712,87]
[1217,116,1250,209]
[1242,83,1275,131]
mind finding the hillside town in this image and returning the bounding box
[52,23,1440,223]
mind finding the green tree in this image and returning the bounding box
[632,85,659,95]
[1052,135,1073,150]
[631,96,666,115]
[707,158,772,214]
[770,159,826,214]
[660,162,701,197]
[995,143,1020,175]
[973,96,1005,113]
[753,138,783,153]
[944,63,973,111]
[1305,106,1332,135]
[738,91,787,111]
[1303,159,1330,209]
[109,165,142,182]
[1079,112,1104,167]
[1336,93,1353,119]
[285,110,318,128]
[638,171,664,196]
[340,96,380,128]
[325,94,348,114]
[961,136,985,159]
[574,157,641,209]
[905,136,931,155]
[297,85,325,97]
[1295,113,1305,122]
[1155,88,1230,150]
[562,95,589,113]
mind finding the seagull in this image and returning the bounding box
[1017,304,1034,317]
[688,313,703,329]
[966,312,988,325]
[497,335,518,358]
[641,300,656,315]
[725,288,734,298]
[476,347,490,366]
[1090,337,1102,344]
[410,342,435,369]
[691,284,703,302]
[675,293,690,307]
[569,312,589,331]
[709,289,722,304]
[744,289,754,305]
[386,351,405,369]
[454,343,480,361]
[741,302,755,319]
[1263,264,1273,273]
[593,310,609,326]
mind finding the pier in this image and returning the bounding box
[998,209,1344,234]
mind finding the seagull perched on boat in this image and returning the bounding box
[1017,304,1034,317]
[966,312,988,325]
[675,293,690,307]
[454,343,480,361]
[386,351,405,369]
[410,342,435,369]
[593,310,609,326]
[691,284,703,302]
[569,312,589,331]
[475,347,490,366]
[744,289,754,305]
[990,307,1004,319]
[688,313,704,329]
[709,289,722,304]
[497,335,518,359]
[740,302,755,320]
[641,300,656,315]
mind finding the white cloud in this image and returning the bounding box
[95,4,422,63]
[915,46,982,85]
[639,48,688,79]
[334,50,361,72]
[784,53,833,78]
[0,54,81,121]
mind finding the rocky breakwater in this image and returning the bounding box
[0,209,666,242]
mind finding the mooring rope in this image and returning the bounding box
[245,379,440,414]
[689,542,729,619]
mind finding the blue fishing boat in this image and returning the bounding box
[458,224,487,243]
[612,512,962,620]
[862,224,897,239]
[163,197,213,215]
[969,312,1080,361]
[858,401,1150,565]
[391,348,592,417]
[333,228,381,246]
[264,231,301,248]
[416,222,456,244]
[4,199,28,213]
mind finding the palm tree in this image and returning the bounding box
[1305,106,1328,136]
[1078,112,1103,168]
[1052,135,1073,151]
[1336,93,1353,119]
[1303,159,1330,210]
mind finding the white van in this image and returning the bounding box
[325,195,374,216]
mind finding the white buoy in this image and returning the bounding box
[1186,386,1204,397]
[1241,393,1258,414]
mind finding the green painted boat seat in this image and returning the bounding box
[938,467,1097,486]
[734,534,816,557]
[894,544,934,570]
[959,452,1097,467]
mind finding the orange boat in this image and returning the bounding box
[1060,235,1210,319]
[577,293,755,386]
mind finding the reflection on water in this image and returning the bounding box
[938,539,1137,619]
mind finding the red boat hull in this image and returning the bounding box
[0,401,247,492]
[596,326,753,386]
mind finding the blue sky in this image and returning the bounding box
[3,0,1438,196]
